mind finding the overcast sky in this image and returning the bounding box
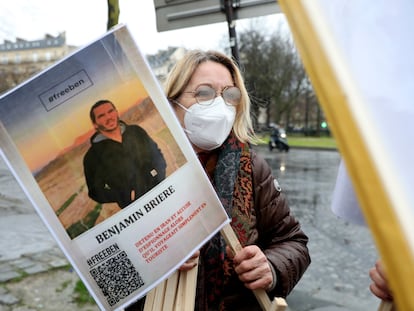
[0,0,286,55]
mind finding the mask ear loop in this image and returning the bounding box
[169,99,192,135]
[171,99,190,112]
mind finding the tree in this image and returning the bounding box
[107,0,120,30]
[237,22,312,131]
[0,67,39,95]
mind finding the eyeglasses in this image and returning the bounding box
[184,85,241,106]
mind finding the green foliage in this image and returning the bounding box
[56,280,72,293]
[287,136,337,149]
[56,192,78,216]
[73,280,95,306]
[6,269,29,283]
[258,133,336,149]
[66,204,103,239]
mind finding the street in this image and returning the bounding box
[256,146,379,310]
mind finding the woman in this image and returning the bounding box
[127,49,310,310]
[166,49,309,310]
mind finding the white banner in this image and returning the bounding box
[279,1,414,309]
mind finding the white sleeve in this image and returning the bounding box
[331,159,366,226]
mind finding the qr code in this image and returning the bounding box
[90,251,145,306]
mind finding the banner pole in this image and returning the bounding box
[220,224,287,311]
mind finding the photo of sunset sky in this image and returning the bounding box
[0,34,150,173]
[0,30,186,239]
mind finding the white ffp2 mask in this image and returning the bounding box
[176,96,236,151]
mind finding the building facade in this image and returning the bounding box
[146,46,186,82]
[0,32,76,93]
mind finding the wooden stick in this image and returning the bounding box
[163,271,179,311]
[180,264,198,310]
[143,284,156,311]
[220,224,288,311]
[144,223,287,311]
[143,262,199,311]
[173,271,185,310]
[152,279,167,310]
[174,266,198,311]
[378,300,396,311]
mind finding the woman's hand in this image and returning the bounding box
[230,245,273,290]
[179,250,200,271]
[369,259,393,301]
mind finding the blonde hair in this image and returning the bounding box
[164,50,256,144]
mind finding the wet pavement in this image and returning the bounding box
[0,147,382,310]
[260,147,380,311]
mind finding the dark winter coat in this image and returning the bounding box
[83,122,166,208]
[214,150,310,310]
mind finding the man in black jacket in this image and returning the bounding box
[83,100,166,208]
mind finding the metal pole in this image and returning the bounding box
[222,0,240,65]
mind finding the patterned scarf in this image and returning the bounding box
[196,132,254,311]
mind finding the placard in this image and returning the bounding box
[0,24,229,311]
